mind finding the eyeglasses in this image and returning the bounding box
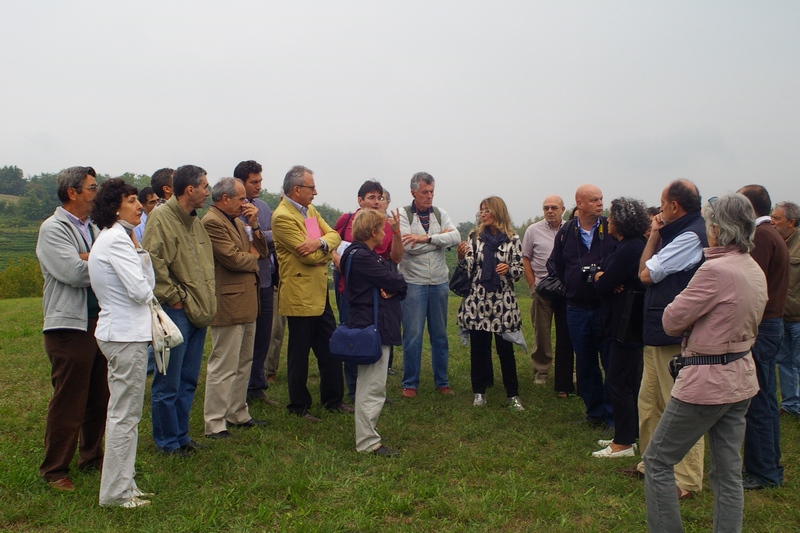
[296,184,317,191]
[706,196,718,219]
[543,206,561,211]
[477,209,491,216]
[85,185,98,191]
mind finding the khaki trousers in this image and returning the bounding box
[204,322,256,434]
[97,340,148,506]
[530,290,554,379]
[355,345,390,452]
[637,344,705,492]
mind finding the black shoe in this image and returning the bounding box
[231,419,269,428]
[372,445,399,457]
[206,430,234,439]
[742,475,776,490]
[181,439,209,452]
[384,397,394,405]
[328,402,355,414]
[387,368,396,376]
[162,447,191,457]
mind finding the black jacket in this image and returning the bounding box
[594,236,646,344]
[340,240,407,346]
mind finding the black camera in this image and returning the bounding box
[582,264,600,286]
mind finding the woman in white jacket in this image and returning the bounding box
[88,178,156,508]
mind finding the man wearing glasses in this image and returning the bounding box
[36,166,109,491]
[272,165,349,421]
[522,195,573,394]
[622,179,707,501]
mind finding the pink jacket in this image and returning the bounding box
[663,245,767,405]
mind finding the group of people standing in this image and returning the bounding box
[35,162,798,530]
[525,180,796,532]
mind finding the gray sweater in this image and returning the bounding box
[36,207,97,331]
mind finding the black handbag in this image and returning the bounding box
[449,231,476,297]
[449,264,471,297]
[535,274,566,299]
[329,248,383,365]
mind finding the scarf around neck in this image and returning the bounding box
[479,227,508,292]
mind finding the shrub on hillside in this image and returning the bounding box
[0,257,43,299]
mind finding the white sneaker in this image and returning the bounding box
[592,445,636,458]
[533,376,547,385]
[473,393,487,407]
[507,396,525,411]
[120,496,151,508]
[597,439,613,447]
[132,488,154,498]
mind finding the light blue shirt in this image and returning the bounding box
[577,217,601,249]
[60,207,93,249]
[133,211,147,243]
[645,232,704,284]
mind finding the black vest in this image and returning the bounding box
[642,211,708,346]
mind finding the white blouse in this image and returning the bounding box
[89,223,156,342]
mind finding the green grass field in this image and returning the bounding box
[1,296,799,532]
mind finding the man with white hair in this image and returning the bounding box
[773,202,800,417]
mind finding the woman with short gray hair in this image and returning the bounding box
[644,192,766,532]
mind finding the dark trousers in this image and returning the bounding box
[552,297,575,394]
[743,317,784,486]
[286,297,344,414]
[40,319,110,482]
[566,305,612,424]
[607,340,643,445]
[469,330,519,397]
[248,286,274,397]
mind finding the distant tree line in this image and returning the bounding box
[0,165,344,227]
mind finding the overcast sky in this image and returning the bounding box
[2,1,798,225]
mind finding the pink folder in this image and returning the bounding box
[304,217,322,239]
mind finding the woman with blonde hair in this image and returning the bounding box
[456,196,525,410]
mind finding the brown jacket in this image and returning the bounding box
[201,206,267,327]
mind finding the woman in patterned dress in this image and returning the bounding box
[456,196,525,410]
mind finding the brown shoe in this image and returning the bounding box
[266,376,276,385]
[328,402,355,414]
[677,486,695,501]
[438,386,455,395]
[618,466,645,480]
[48,477,74,492]
[402,388,417,398]
[298,412,322,423]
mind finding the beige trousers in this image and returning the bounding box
[204,322,256,435]
[530,290,554,379]
[355,345,390,452]
[97,340,148,506]
[637,344,705,492]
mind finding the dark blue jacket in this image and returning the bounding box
[642,210,708,346]
[548,217,617,309]
[340,241,407,346]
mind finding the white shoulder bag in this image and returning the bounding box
[150,298,184,375]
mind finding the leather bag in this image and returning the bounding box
[150,297,184,375]
[329,248,383,365]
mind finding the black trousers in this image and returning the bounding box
[607,340,643,445]
[247,286,274,396]
[286,297,344,414]
[552,297,576,394]
[469,330,519,397]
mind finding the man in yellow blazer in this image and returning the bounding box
[272,165,352,421]
[201,178,269,438]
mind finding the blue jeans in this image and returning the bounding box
[401,283,449,390]
[645,398,749,533]
[776,320,800,415]
[743,316,784,486]
[151,307,207,453]
[566,305,612,424]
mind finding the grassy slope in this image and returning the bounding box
[1,297,799,532]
